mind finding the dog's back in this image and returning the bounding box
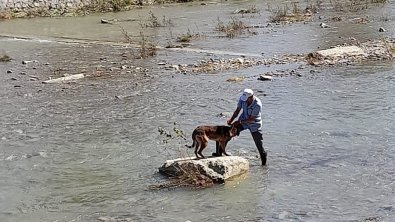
[195,125,233,142]
[188,125,237,159]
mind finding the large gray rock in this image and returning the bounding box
[307,45,367,65]
[159,156,249,182]
[315,45,365,58]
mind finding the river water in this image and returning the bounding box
[0,0,394,221]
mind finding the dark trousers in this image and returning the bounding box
[214,127,267,165]
[251,130,267,165]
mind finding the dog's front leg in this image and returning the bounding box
[213,141,223,157]
[220,141,230,156]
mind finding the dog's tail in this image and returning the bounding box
[185,129,197,148]
[185,140,196,149]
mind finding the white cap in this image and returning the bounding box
[240,88,253,101]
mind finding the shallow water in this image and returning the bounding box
[0,0,395,221]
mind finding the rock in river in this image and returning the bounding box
[258,75,273,81]
[159,156,249,183]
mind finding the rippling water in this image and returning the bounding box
[1,0,395,221]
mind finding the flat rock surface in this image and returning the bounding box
[159,156,249,182]
[316,45,365,57]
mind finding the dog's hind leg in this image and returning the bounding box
[194,140,200,159]
[198,139,208,159]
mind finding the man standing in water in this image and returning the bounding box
[215,89,267,166]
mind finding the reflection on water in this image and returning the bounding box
[0,0,395,221]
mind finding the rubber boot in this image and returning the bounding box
[261,152,267,166]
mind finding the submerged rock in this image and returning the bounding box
[159,156,249,183]
[226,76,245,82]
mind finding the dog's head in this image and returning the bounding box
[229,124,238,137]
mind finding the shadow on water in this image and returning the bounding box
[0,0,395,221]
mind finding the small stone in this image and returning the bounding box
[320,22,329,28]
[7,70,12,73]
[226,76,244,82]
[217,112,231,118]
[171,65,179,70]
[257,75,273,81]
[38,151,48,158]
[15,129,23,134]
[379,27,386,32]
[24,154,33,159]
[181,43,192,47]
[100,19,113,24]
[279,211,289,220]
[6,155,18,161]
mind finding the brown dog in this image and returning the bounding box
[186,125,238,159]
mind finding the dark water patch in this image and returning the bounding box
[306,154,353,168]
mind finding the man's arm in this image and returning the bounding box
[227,107,241,125]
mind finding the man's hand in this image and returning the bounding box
[227,119,233,125]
